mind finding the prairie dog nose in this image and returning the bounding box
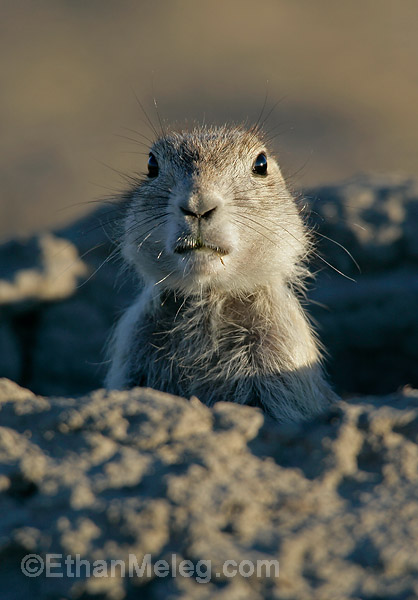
[179,205,217,220]
[177,188,222,221]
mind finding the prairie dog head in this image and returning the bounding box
[122,125,309,294]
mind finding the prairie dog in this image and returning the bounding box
[106,125,337,421]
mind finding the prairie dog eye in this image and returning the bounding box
[253,153,267,176]
[147,153,159,178]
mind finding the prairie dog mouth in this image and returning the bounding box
[174,238,229,256]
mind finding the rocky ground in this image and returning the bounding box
[0,175,417,599]
[1,380,418,599]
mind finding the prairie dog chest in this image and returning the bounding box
[126,290,275,388]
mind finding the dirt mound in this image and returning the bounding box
[1,380,417,599]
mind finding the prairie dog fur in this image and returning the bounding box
[106,124,337,422]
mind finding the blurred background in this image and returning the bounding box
[1,0,418,242]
